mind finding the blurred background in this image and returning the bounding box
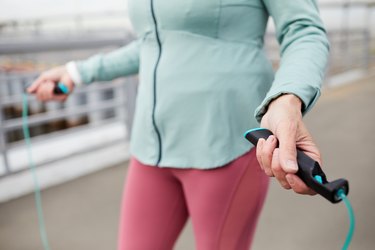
[0,0,374,249]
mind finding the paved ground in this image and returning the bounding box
[1,76,374,250]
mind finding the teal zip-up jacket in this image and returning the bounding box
[72,0,329,169]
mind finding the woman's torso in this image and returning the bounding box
[128,0,275,168]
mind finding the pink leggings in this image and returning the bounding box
[118,149,269,250]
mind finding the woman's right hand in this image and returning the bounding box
[257,94,319,195]
[27,66,75,102]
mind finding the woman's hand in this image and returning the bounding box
[257,94,321,195]
[27,66,75,102]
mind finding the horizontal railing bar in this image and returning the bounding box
[320,1,375,8]
[0,137,126,178]
[0,11,128,27]
[0,73,38,80]
[2,100,126,131]
[0,80,129,105]
[0,36,132,55]
[4,118,121,150]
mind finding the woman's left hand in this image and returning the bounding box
[257,94,321,195]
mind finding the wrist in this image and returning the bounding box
[269,94,302,111]
[65,61,83,86]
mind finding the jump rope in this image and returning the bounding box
[22,83,355,250]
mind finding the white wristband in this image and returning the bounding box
[65,61,83,86]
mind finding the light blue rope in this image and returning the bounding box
[22,93,51,250]
[315,175,355,250]
[337,189,355,250]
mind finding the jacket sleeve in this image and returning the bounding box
[255,0,330,122]
[75,39,141,84]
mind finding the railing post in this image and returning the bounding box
[364,4,373,71]
[341,0,350,71]
[363,29,370,70]
[0,81,11,175]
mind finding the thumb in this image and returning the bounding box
[276,122,299,174]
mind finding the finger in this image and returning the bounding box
[261,135,277,177]
[52,94,68,102]
[285,174,316,195]
[36,83,46,101]
[44,81,55,100]
[37,83,52,101]
[258,138,273,177]
[38,85,48,101]
[276,121,299,174]
[27,75,46,94]
[51,90,68,102]
[272,148,291,189]
[256,138,265,171]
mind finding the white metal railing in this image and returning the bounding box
[0,72,138,177]
[0,11,133,38]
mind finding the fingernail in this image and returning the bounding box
[267,135,274,142]
[286,160,298,171]
[286,175,294,185]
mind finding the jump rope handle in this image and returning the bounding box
[244,128,349,203]
[25,82,69,95]
[53,82,69,95]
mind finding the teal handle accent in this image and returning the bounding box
[56,82,69,94]
[243,127,267,138]
[314,175,323,184]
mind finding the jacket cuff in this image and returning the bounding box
[65,61,83,86]
[254,82,321,123]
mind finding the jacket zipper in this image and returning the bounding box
[150,0,162,165]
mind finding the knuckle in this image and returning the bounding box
[271,162,282,172]
[275,173,289,189]
[39,73,48,80]
[281,182,291,189]
[295,186,308,195]
[294,189,304,195]
[264,169,274,177]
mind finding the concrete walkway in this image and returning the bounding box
[1,76,374,250]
